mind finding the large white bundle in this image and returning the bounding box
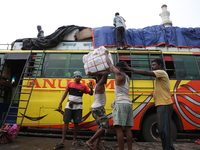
[83,46,113,75]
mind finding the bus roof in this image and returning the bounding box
[1,25,200,52]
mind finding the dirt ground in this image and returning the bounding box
[0,135,199,150]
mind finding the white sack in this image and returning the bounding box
[83,46,113,75]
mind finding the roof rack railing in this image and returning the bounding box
[0,44,11,50]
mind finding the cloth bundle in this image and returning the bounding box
[0,124,18,144]
[83,46,113,75]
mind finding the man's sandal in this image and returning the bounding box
[86,142,95,150]
[72,141,82,147]
[54,143,64,149]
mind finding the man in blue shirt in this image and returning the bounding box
[113,12,127,50]
[37,25,44,38]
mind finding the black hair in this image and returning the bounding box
[116,61,126,71]
[152,59,163,68]
[115,12,119,16]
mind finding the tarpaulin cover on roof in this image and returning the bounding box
[92,25,200,48]
[12,25,87,50]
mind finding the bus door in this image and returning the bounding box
[0,53,29,126]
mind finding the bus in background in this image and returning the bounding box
[0,44,200,142]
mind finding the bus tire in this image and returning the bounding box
[141,114,177,142]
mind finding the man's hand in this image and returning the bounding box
[124,61,131,70]
[104,50,109,55]
[58,103,62,110]
[88,81,94,89]
[87,71,93,76]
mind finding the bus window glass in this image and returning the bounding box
[195,55,200,77]
[130,54,151,79]
[69,54,87,78]
[45,54,70,78]
[69,53,115,79]
[108,53,116,79]
[32,53,44,77]
[45,53,115,78]
[172,55,200,80]
[0,54,5,65]
[164,55,176,79]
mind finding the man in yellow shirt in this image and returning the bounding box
[124,59,176,150]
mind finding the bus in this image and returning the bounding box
[0,42,200,142]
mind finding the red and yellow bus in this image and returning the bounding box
[0,45,200,142]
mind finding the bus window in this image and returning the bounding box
[69,53,115,79]
[69,54,87,78]
[195,55,200,76]
[45,53,116,78]
[45,53,70,78]
[129,54,160,79]
[0,54,4,65]
[107,53,116,79]
[164,55,176,79]
[44,53,91,78]
[31,53,44,77]
[172,55,200,80]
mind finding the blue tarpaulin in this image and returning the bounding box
[92,25,200,49]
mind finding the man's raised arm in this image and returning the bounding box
[124,62,155,77]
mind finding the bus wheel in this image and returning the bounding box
[141,114,177,142]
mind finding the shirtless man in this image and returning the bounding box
[86,70,110,150]
[105,50,133,150]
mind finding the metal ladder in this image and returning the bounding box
[2,51,45,127]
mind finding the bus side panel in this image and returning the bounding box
[17,78,200,131]
[171,80,200,130]
[17,78,114,129]
[127,80,154,130]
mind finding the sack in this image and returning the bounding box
[0,124,18,144]
[0,132,12,144]
[83,46,113,75]
[8,124,18,139]
[0,124,12,144]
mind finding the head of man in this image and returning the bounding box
[116,61,126,72]
[115,12,119,16]
[151,59,163,70]
[73,71,82,83]
[37,25,42,31]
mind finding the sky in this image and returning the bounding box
[0,0,200,46]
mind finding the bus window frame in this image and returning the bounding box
[43,52,116,79]
[171,54,200,80]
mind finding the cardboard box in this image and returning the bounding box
[76,28,92,40]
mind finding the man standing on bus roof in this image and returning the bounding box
[54,71,94,149]
[37,25,44,38]
[104,50,133,150]
[113,12,128,50]
[86,70,110,150]
[124,59,176,150]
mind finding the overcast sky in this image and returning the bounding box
[0,0,199,45]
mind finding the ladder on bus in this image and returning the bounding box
[127,49,164,101]
[2,51,45,129]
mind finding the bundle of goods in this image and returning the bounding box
[83,46,113,75]
[0,124,18,144]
